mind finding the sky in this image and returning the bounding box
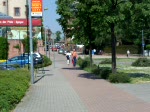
[43,0,62,33]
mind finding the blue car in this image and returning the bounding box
[0,55,28,67]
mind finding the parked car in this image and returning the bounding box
[33,53,43,64]
[52,47,57,52]
[58,49,64,54]
[63,49,67,55]
[0,55,27,67]
[22,52,43,65]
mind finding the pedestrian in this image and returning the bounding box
[66,51,71,65]
[127,50,130,57]
[93,49,96,55]
[72,49,78,67]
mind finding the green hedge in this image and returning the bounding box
[104,45,139,54]
[108,72,130,83]
[0,69,30,112]
[132,58,150,67]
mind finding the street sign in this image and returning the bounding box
[31,0,43,17]
[142,44,145,47]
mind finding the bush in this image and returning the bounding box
[34,55,52,68]
[77,57,83,67]
[0,69,30,111]
[42,55,52,66]
[109,72,130,83]
[100,58,111,64]
[91,66,111,79]
[100,67,111,79]
[132,58,150,67]
[77,57,90,69]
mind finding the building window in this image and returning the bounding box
[3,1,6,6]
[14,7,20,16]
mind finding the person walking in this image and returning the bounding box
[66,51,71,65]
[72,49,78,67]
[127,50,130,57]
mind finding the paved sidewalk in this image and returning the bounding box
[14,53,150,112]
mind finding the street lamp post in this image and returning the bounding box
[45,27,47,56]
[44,8,48,56]
[28,0,34,84]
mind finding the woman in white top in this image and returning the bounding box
[66,51,71,65]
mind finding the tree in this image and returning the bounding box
[0,38,9,60]
[56,0,150,73]
[22,37,38,53]
[55,31,62,42]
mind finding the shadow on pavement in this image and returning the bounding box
[62,67,100,80]
[62,67,81,70]
[34,74,53,83]
[78,73,98,79]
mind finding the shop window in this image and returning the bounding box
[14,7,20,16]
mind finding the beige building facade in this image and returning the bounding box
[0,0,45,58]
[0,0,26,18]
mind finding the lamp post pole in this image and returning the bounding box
[45,27,47,56]
[28,0,34,84]
[44,8,48,56]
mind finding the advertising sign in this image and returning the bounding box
[32,0,43,17]
[0,19,42,26]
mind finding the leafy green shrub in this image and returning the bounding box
[77,57,90,69]
[0,69,30,111]
[91,66,111,79]
[132,58,150,67]
[42,55,52,66]
[91,64,99,75]
[100,58,111,64]
[109,72,130,83]
[77,57,83,67]
[100,67,111,79]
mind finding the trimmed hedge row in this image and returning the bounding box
[0,69,30,112]
[104,45,139,54]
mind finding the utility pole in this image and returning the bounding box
[28,0,34,84]
[44,8,48,56]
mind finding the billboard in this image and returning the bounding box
[0,19,42,26]
[32,0,43,17]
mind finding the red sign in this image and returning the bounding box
[0,19,42,26]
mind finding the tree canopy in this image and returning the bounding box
[56,0,150,73]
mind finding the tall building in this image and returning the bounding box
[0,0,26,18]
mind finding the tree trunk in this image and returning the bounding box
[87,15,92,68]
[111,23,117,73]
